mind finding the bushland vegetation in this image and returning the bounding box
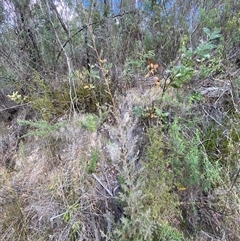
[0,0,240,240]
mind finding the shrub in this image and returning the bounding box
[80,114,99,132]
[112,126,182,240]
[168,118,221,190]
[86,148,98,174]
[17,119,66,138]
[113,161,155,241]
[167,28,222,89]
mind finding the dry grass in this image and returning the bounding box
[1,81,240,240]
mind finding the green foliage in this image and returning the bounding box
[86,149,98,174]
[123,50,155,80]
[61,203,80,241]
[52,77,112,114]
[1,1,240,240]
[72,62,114,111]
[199,2,240,54]
[17,119,66,138]
[8,74,56,120]
[188,91,201,103]
[203,117,240,170]
[142,2,185,64]
[80,114,99,132]
[153,222,184,241]
[113,127,182,241]
[113,162,155,241]
[169,119,221,190]
[167,65,194,88]
[27,74,55,120]
[167,28,222,88]
[69,221,80,241]
[62,203,79,223]
[7,91,27,104]
[199,7,219,31]
[197,28,221,58]
[143,127,179,222]
[114,208,154,241]
[133,105,169,123]
[0,172,29,241]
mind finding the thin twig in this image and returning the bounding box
[0,103,28,112]
[50,211,67,222]
[86,20,118,118]
[202,106,224,127]
[46,1,76,117]
[92,173,113,197]
[56,11,136,61]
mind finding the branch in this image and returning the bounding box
[50,1,69,36]
[92,173,113,197]
[46,1,76,115]
[0,103,28,112]
[56,10,137,62]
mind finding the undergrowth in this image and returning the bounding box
[2,25,240,241]
[169,118,221,190]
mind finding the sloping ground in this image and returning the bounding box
[0,74,240,240]
[0,84,164,240]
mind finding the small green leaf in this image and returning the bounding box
[171,82,180,88]
[63,212,70,222]
[162,112,170,117]
[175,73,182,77]
[155,108,162,116]
[203,27,211,37]
[133,106,145,117]
[209,28,221,40]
